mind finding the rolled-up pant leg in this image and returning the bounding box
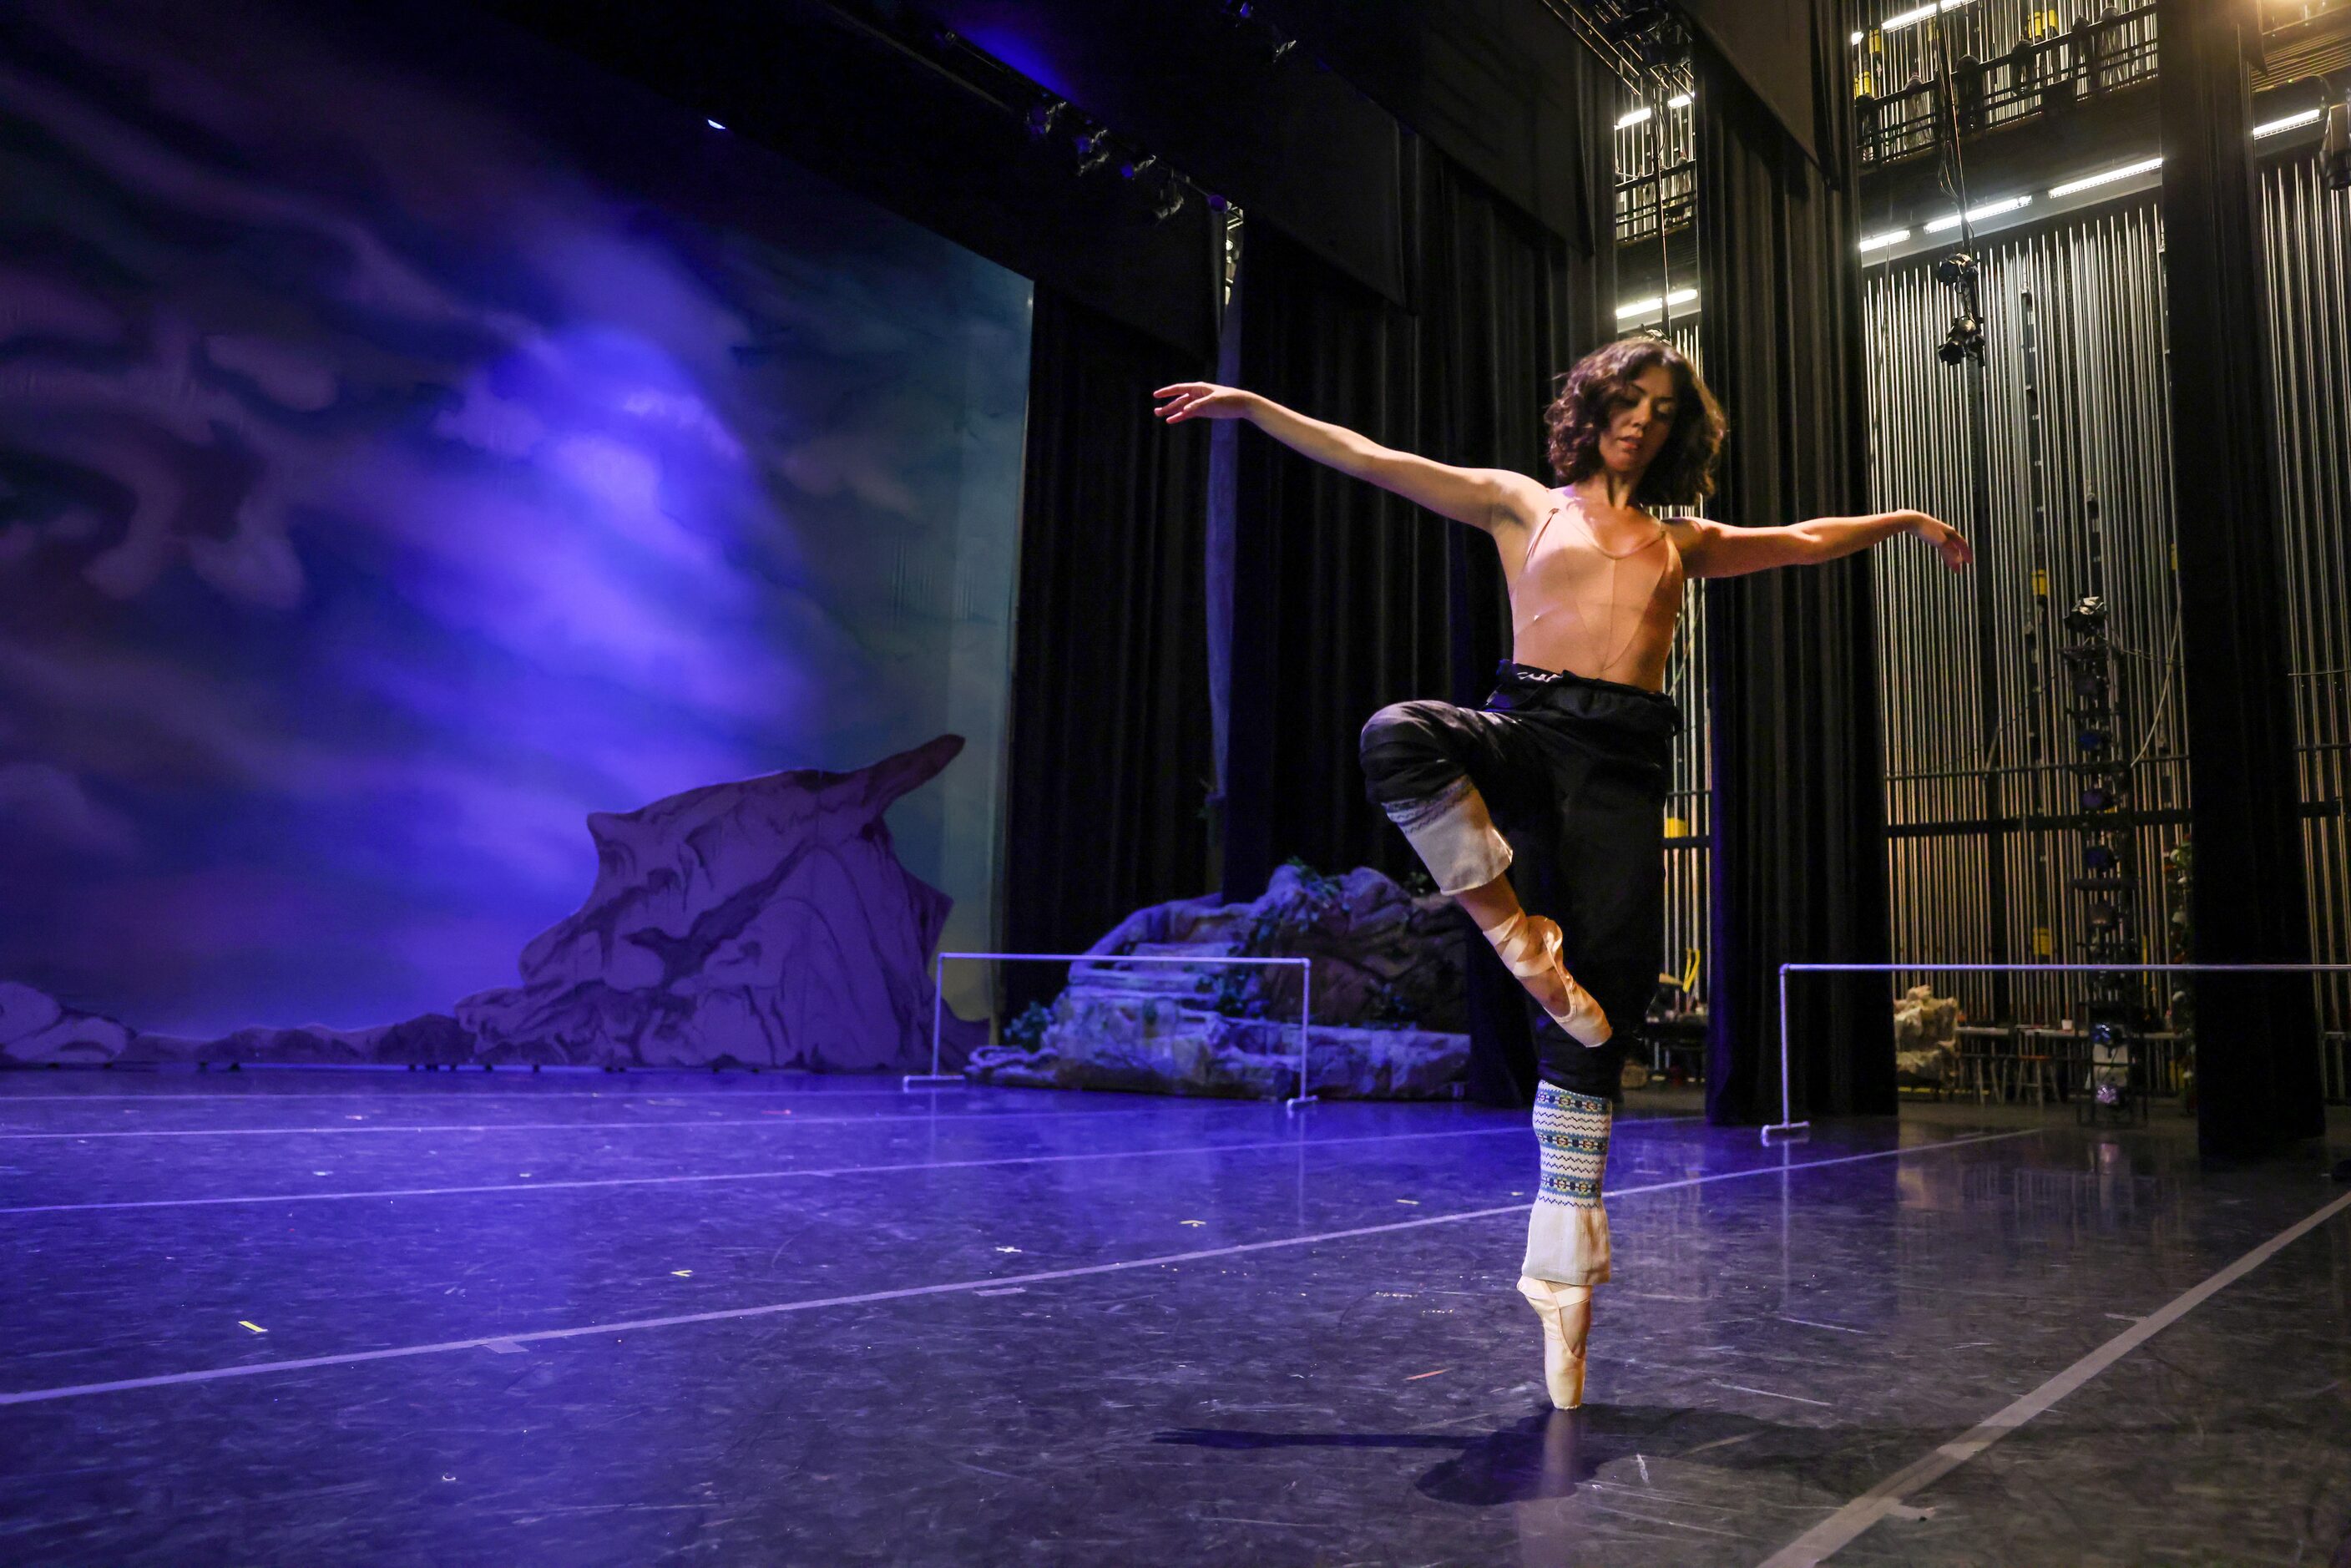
[1358,701,1536,896]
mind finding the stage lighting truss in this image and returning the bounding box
[2059,559,2149,1125]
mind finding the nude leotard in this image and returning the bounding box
[1508,492,1686,692]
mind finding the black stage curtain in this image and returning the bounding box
[1696,18,1896,1126]
[1222,144,1610,1104]
[2155,0,2323,1158]
[1001,288,1216,1014]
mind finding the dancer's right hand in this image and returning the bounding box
[1153,382,1256,423]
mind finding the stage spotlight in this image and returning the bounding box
[2323,99,2350,191]
[1073,127,1114,175]
[1150,175,1187,222]
[1219,0,1299,63]
[2063,595,2108,636]
[2077,726,2111,751]
[2081,781,2120,812]
[1934,250,1979,289]
[1938,313,1984,365]
[1118,154,1159,180]
[1026,99,1067,140]
[2085,842,2119,872]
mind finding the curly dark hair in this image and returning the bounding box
[1544,336,1727,508]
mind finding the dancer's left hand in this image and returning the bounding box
[1911,512,1972,570]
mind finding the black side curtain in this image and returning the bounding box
[1224,147,1599,888]
[1221,142,1610,1104]
[1696,13,1896,1125]
[1001,288,1216,1013]
[2155,0,2323,1156]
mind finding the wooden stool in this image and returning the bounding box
[2015,1053,2054,1108]
[1955,1050,2000,1105]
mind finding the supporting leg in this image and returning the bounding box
[1519,1083,1613,1409]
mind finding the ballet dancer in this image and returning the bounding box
[1155,336,1971,1409]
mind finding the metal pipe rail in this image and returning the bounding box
[914,951,1318,1111]
[1767,960,2351,1141]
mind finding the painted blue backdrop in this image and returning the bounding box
[0,0,1032,1039]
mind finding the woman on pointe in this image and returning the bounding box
[1155,336,1971,1410]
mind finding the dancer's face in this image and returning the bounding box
[1602,366,1679,481]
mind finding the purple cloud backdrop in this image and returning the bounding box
[0,0,1031,1036]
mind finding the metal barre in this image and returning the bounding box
[914,950,1317,1111]
[1767,961,2351,1142]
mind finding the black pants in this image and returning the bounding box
[1358,662,1680,1100]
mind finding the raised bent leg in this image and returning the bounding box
[1358,703,1610,1044]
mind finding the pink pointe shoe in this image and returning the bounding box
[1479,912,1612,1046]
[1517,1275,1593,1409]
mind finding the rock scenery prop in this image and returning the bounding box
[1894,984,1962,1087]
[965,862,1474,1099]
[1,738,981,1073]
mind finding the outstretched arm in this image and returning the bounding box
[1155,382,1542,532]
[1675,510,1972,578]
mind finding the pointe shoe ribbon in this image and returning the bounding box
[1517,1275,1591,1410]
[1479,912,1611,1046]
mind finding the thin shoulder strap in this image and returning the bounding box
[1521,493,1567,571]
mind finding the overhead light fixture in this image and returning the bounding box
[1615,288,1698,320]
[2253,106,2323,139]
[1859,228,1912,252]
[1879,0,1971,33]
[2048,155,2163,199]
[1851,29,1865,43]
[1617,106,1654,129]
[1150,175,1187,223]
[1667,94,1692,109]
[1025,99,1068,140]
[1924,194,2032,232]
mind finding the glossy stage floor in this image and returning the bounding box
[2,1071,2347,1566]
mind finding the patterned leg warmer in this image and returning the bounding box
[1520,1083,1613,1287]
[1379,776,1512,896]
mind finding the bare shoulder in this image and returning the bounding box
[1661,512,1719,549]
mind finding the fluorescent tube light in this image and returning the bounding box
[1615,288,1698,320]
[2047,155,2162,199]
[1617,106,1654,129]
[1859,229,1912,252]
[1880,0,1971,32]
[1923,194,2032,232]
[1667,94,1692,109]
[2253,107,2323,139]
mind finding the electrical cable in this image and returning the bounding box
[2124,616,2185,772]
